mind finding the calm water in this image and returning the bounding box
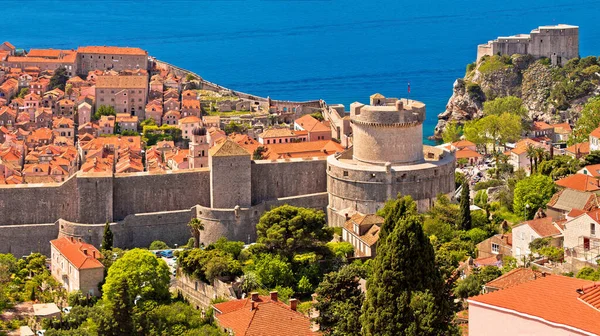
[4,0,600,140]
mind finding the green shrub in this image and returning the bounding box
[474,179,504,191]
[466,62,476,75]
[466,82,484,100]
[149,241,170,250]
[479,55,512,74]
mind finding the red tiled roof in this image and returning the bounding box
[516,217,561,237]
[579,284,600,311]
[50,237,104,270]
[455,148,482,159]
[582,164,600,178]
[295,114,329,133]
[555,174,600,192]
[213,296,318,336]
[565,142,590,156]
[532,121,553,130]
[484,268,548,290]
[452,139,476,148]
[590,127,600,139]
[77,46,147,56]
[469,275,600,335]
[473,255,501,267]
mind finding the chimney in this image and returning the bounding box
[250,301,256,311]
[82,248,88,255]
[251,292,259,302]
[78,237,82,243]
[92,250,96,259]
[270,291,278,302]
[70,236,75,243]
[289,298,298,311]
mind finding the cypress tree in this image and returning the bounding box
[377,195,417,243]
[102,222,113,251]
[110,277,135,335]
[458,181,472,231]
[361,213,456,335]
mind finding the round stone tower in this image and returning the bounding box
[327,94,455,227]
[351,98,425,165]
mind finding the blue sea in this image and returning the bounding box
[4,0,600,140]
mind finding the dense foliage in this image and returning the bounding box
[513,174,555,219]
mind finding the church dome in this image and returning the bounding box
[192,127,207,136]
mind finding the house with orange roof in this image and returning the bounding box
[258,128,308,145]
[116,113,139,133]
[181,90,197,101]
[145,104,163,126]
[203,115,220,129]
[565,141,590,159]
[42,88,64,110]
[476,233,512,260]
[55,99,75,118]
[468,275,600,336]
[562,208,600,265]
[34,108,53,129]
[260,140,344,160]
[181,99,200,118]
[590,126,600,152]
[163,97,179,113]
[52,117,75,139]
[50,237,104,296]
[26,127,54,148]
[483,267,548,293]
[178,116,202,140]
[508,138,549,171]
[0,106,16,127]
[162,110,180,126]
[76,46,148,75]
[212,292,319,336]
[166,148,189,170]
[98,115,115,135]
[208,127,227,147]
[0,78,18,99]
[512,217,563,261]
[0,42,16,56]
[29,77,50,96]
[163,88,178,100]
[78,101,92,125]
[95,74,148,117]
[228,133,260,155]
[546,188,600,220]
[580,163,600,178]
[555,173,600,192]
[79,135,141,166]
[551,122,572,142]
[294,114,331,142]
[342,213,384,258]
[455,148,483,166]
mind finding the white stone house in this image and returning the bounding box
[512,217,563,262]
[563,209,600,265]
[50,237,104,296]
[341,213,384,258]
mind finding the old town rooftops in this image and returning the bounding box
[95,75,147,89]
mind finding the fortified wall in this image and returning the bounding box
[0,155,328,256]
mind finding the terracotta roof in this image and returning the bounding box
[2,41,15,50]
[209,139,250,157]
[77,46,147,56]
[473,255,502,267]
[484,268,548,290]
[343,214,384,246]
[27,49,62,58]
[590,127,600,139]
[263,140,344,160]
[294,115,329,133]
[579,284,600,311]
[515,217,561,237]
[96,75,147,89]
[50,237,104,270]
[510,138,546,155]
[178,116,201,124]
[260,128,296,138]
[552,122,572,134]
[469,275,600,335]
[452,139,476,148]
[532,121,553,130]
[581,164,600,177]
[565,142,590,156]
[213,295,318,336]
[555,174,600,192]
[455,148,483,159]
[547,188,598,212]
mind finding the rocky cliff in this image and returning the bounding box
[433,54,600,139]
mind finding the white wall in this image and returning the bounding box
[512,224,540,261]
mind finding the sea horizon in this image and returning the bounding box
[4,0,600,141]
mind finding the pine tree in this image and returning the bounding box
[102,222,113,250]
[361,213,457,335]
[458,181,472,231]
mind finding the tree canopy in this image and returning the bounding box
[314,264,365,336]
[102,249,170,304]
[361,198,456,335]
[442,121,462,144]
[256,205,333,255]
[49,66,69,91]
[513,174,555,219]
[93,105,116,121]
[570,97,600,144]
[464,112,522,151]
[483,96,528,117]
[102,222,113,250]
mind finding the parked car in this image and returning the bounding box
[163,250,174,258]
[62,306,72,314]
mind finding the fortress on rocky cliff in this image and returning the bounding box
[0,94,454,257]
[477,24,579,66]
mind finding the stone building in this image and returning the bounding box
[188,127,209,168]
[477,24,579,65]
[327,94,455,227]
[95,74,148,117]
[77,46,148,75]
[50,236,104,296]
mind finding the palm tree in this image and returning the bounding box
[188,218,204,249]
[525,144,536,174]
[534,147,547,173]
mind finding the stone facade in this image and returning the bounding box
[77,46,148,75]
[477,24,579,65]
[327,95,455,227]
[95,75,148,117]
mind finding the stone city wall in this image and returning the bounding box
[251,158,327,205]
